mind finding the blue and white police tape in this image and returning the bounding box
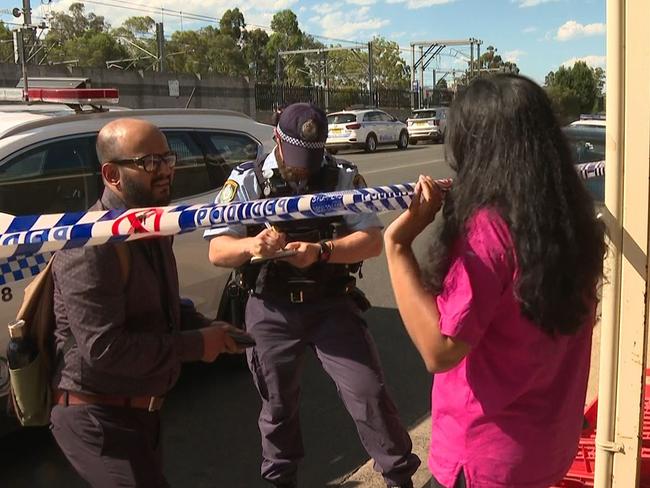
[0,183,416,264]
[0,161,605,285]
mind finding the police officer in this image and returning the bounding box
[205,103,420,488]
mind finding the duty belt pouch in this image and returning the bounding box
[216,271,248,329]
[347,286,371,312]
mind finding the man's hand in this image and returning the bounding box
[248,228,287,258]
[199,322,247,362]
[282,241,320,268]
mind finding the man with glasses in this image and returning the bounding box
[49,118,244,487]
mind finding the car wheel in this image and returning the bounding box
[397,131,409,150]
[409,138,417,146]
[365,134,378,153]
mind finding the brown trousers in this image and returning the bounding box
[50,404,169,488]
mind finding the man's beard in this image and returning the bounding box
[121,173,171,207]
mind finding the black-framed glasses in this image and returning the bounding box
[111,152,177,173]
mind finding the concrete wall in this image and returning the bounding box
[0,63,256,117]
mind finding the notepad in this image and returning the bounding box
[250,250,298,263]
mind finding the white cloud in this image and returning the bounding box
[522,26,537,33]
[386,0,456,9]
[504,49,526,63]
[346,0,378,4]
[562,55,606,68]
[37,0,298,33]
[556,20,606,41]
[312,2,343,15]
[315,8,389,39]
[513,0,559,7]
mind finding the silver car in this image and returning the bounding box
[406,107,448,144]
[0,102,274,433]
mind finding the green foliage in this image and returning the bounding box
[545,61,604,123]
[0,21,13,63]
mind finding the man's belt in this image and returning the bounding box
[54,390,165,412]
[258,278,355,304]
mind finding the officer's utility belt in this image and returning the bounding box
[54,389,165,412]
[257,277,357,304]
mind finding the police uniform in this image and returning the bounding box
[205,148,420,488]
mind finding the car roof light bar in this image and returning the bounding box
[0,87,119,105]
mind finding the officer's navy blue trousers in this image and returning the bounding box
[51,404,168,488]
[245,294,420,486]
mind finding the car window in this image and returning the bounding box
[378,112,393,122]
[198,131,261,188]
[413,111,437,119]
[163,130,215,200]
[327,114,356,125]
[0,135,101,215]
[364,112,380,122]
[564,128,606,164]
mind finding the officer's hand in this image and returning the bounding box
[249,228,287,258]
[199,322,242,362]
[282,241,320,268]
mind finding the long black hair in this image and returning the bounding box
[428,74,606,336]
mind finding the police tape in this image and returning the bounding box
[0,161,605,284]
[0,183,416,264]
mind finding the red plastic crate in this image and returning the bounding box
[552,370,650,487]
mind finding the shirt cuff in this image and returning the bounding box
[175,330,205,362]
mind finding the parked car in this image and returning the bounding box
[0,88,274,434]
[406,107,448,144]
[326,109,409,153]
[563,121,605,203]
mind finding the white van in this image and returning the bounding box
[0,89,274,433]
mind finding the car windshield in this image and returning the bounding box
[327,114,356,125]
[411,110,437,119]
[563,127,606,164]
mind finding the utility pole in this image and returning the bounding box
[156,23,165,72]
[19,0,31,102]
[367,41,374,107]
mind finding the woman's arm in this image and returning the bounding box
[384,176,469,373]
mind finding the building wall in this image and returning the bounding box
[0,63,256,117]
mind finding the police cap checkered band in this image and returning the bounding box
[276,125,326,149]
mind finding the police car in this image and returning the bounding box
[0,86,274,433]
[326,108,409,153]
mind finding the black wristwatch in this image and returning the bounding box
[318,240,333,263]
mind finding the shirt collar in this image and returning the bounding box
[100,187,128,210]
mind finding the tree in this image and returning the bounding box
[111,16,157,70]
[244,28,273,82]
[370,37,409,89]
[266,10,316,85]
[44,3,128,67]
[220,8,245,43]
[545,61,603,123]
[0,22,13,63]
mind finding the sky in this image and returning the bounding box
[0,0,606,84]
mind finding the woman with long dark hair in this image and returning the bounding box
[384,74,606,488]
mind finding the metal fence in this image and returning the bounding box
[255,83,454,113]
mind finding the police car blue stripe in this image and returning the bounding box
[13,242,44,258]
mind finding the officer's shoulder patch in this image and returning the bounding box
[219,179,239,203]
[353,173,367,188]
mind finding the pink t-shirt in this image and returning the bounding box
[430,208,593,488]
